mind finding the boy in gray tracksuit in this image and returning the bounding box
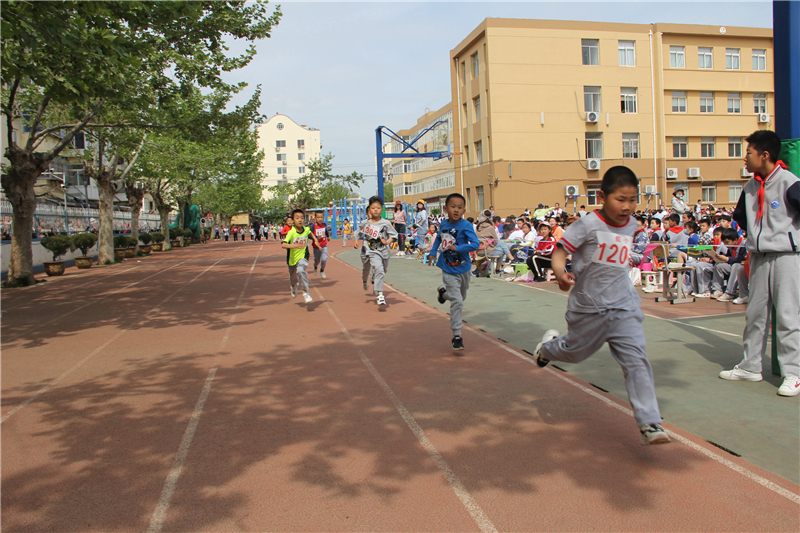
[721,130,800,397]
[355,195,397,306]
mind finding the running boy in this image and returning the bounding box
[430,193,479,351]
[534,166,671,445]
[355,196,397,306]
[282,209,320,304]
[309,211,330,278]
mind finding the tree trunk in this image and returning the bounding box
[158,206,172,251]
[95,174,115,264]
[130,204,141,254]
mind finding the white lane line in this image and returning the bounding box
[648,315,742,338]
[670,311,746,320]
[219,252,268,350]
[146,366,218,533]
[0,258,227,424]
[314,286,498,533]
[2,260,192,343]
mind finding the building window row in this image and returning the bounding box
[671,91,767,114]
[581,39,637,67]
[275,140,309,149]
[582,132,641,159]
[394,170,457,198]
[670,45,767,71]
[583,87,640,114]
[670,137,743,159]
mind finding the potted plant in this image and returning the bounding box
[71,232,98,269]
[182,228,193,246]
[40,234,72,276]
[124,235,137,258]
[169,228,181,248]
[138,233,152,255]
[150,232,165,251]
[113,235,128,261]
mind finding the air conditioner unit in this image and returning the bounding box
[687,167,701,179]
[587,159,601,171]
[741,167,754,178]
[565,185,579,196]
[644,185,657,194]
[758,113,770,123]
[666,168,678,179]
[586,112,599,123]
[275,147,280,152]
[282,160,287,166]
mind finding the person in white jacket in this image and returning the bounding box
[671,188,688,214]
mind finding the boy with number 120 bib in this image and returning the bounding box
[534,166,671,446]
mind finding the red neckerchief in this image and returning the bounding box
[755,161,788,220]
[668,226,685,234]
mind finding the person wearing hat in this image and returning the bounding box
[413,200,428,249]
[671,187,689,214]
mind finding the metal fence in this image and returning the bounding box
[0,199,174,237]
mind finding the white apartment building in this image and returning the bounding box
[256,114,321,199]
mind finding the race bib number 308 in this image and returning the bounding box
[591,231,632,268]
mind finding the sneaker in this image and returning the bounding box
[719,365,763,382]
[313,268,318,275]
[711,290,724,298]
[777,376,800,397]
[533,276,545,283]
[533,329,560,368]
[291,285,297,298]
[716,293,735,302]
[452,336,464,351]
[642,285,659,294]
[732,296,749,305]
[639,423,671,445]
[363,279,368,291]
[320,271,327,279]
[303,292,313,303]
[376,293,386,306]
[437,286,447,305]
[691,292,711,298]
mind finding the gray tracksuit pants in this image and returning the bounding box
[362,253,389,292]
[442,271,470,337]
[541,308,662,427]
[313,246,328,271]
[738,253,800,378]
[712,262,737,293]
[725,263,748,297]
[288,258,309,292]
[691,261,714,294]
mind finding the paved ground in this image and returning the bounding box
[2,239,798,532]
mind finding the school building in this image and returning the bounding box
[256,114,321,200]
[443,18,773,218]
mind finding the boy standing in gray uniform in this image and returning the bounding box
[355,195,397,306]
[535,166,671,445]
[722,130,800,396]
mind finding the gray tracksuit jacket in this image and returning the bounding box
[733,165,800,253]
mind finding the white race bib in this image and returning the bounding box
[591,231,632,269]
[440,233,456,250]
[363,224,381,239]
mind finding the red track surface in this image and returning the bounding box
[2,240,798,532]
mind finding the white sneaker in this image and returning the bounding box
[313,268,318,275]
[640,423,671,445]
[692,292,711,298]
[533,329,560,367]
[303,292,313,303]
[716,293,735,302]
[376,293,386,306]
[642,285,658,294]
[777,376,800,397]
[291,285,297,298]
[732,296,749,305]
[320,272,327,279]
[711,290,724,298]
[719,365,762,382]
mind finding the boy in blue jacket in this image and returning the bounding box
[430,193,479,351]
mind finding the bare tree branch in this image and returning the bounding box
[3,77,21,151]
[118,134,147,182]
[41,99,104,157]
[25,95,52,150]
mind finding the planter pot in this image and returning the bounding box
[140,245,152,255]
[114,248,126,261]
[75,256,93,269]
[170,241,180,249]
[124,248,136,258]
[151,242,163,251]
[43,261,66,276]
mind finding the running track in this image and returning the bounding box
[2,239,798,532]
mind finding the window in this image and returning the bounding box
[753,93,767,114]
[671,91,687,113]
[475,140,483,166]
[584,86,602,113]
[701,137,716,158]
[473,96,481,122]
[276,153,286,161]
[72,132,86,150]
[752,49,766,71]
[471,52,479,78]
[620,87,637,113]
[476,185,485,211]
[587,185,601,206]
[582,39,599,65]
[672,137,688,158]
[276,123,284,130]
[298,153,305,160]
[299,166,305,174]
[729,182,743,202]
[297,139,305,149]
[466,188,471,211]
[618,40,635,66]
[698,47,713,69]
[728,137,743,158]
[622,133,640,159]
[670,46,685,68]
[460,61,466,84]
[585,132,603,159]
[277,180,288,186]
[462,102,468,125]
[702,183,717,203]
[727,93,741,114]
[699,92,715,113]
[277,167,287,175]
[726,48,740,70]
[463,145,470,167]
[276,140,286,148]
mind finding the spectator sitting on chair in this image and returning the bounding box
[631,216,650,266]
[526,221,556,282]
[664,213,688,261]
[710,228,747,298]
[649,217,665,241]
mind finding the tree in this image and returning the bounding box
[1,0,280,285]
[267,154,364,211]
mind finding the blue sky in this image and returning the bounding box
[224,1,773,194]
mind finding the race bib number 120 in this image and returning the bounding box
[591,231,632,268]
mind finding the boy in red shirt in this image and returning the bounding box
[308,211,330,278]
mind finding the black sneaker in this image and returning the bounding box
[533,276,546,283]
[452,336,464,351]
[437,286,447,304]
[533,329,560,368]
